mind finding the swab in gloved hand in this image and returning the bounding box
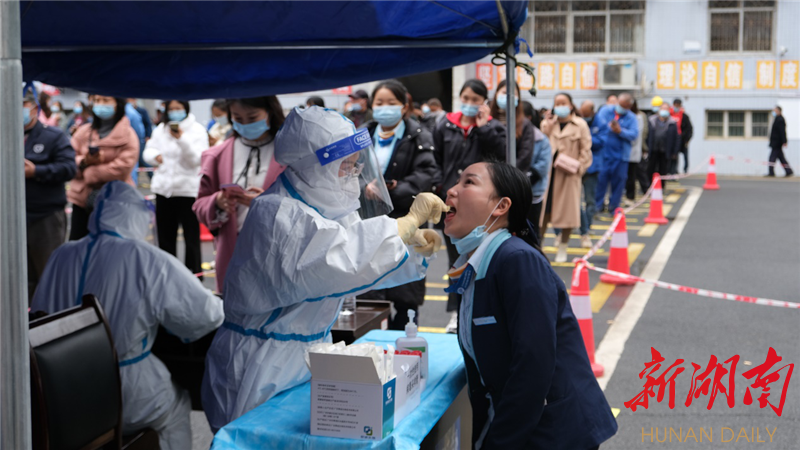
[396,193,449,244]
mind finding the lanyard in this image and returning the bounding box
[235,146,262,187]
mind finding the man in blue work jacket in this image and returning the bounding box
[594,93,639,214]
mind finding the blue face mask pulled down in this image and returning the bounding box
[372,105,403,127]
[461,104,480,117]
[496,96,518,110]
[93,104,116,120]
[451,200,503,255]
[233,119,270,140]
[168,110,187,122]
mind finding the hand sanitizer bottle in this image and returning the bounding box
[395,310,428,380]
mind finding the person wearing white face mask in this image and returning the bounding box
[193,96,287,293]
[344,89,373,128]
[540,93,593,263]
[208,99,232,146]
[433,78,507,332]
[490,79,534,173]
[362,79,440,329]
[143,100,209,275]
[202,106,444,431]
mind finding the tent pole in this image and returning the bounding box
[505,44,516,167]
[0,1,32,449]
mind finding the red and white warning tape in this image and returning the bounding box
[586,264,799,309]
[717,154,792,168]
[660,160,709,181]
[194,270,215,278]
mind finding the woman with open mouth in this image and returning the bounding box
[443,160,616,449]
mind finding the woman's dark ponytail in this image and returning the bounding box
[485,161,543,253]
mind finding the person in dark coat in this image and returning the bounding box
[359,79,440,329]
[443,161,617,449]
[433,79,506,328]
[647,104,681,187]
[23,91,77,300]
[767,106,793,177]
[490,79,534,173]
[670,99,693,174]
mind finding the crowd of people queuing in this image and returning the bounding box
[24,77,791,449]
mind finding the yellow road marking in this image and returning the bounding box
[543,246,607,256]
[550,261,577,267]
[637,223,659,237]
[665,193,680,203]
[598,216,639,223]
[591,224,642,231]
[662,204,672,216]
[426,282,449,289]
[425,295,448,301]
[419,327,447,334]
[544,233,605,240]
[590,282,616,313]
[587,242,645,312]
[612,408,621,418]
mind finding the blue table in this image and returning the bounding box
[211,331,466,450]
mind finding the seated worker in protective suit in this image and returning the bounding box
[31,181,225,450]
[202,106,446,431]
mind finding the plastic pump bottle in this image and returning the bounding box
[395,310,428,380]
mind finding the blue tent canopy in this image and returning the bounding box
[21,1,527,99]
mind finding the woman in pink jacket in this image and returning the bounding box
[69,95,139,240]
[193,97,286,293]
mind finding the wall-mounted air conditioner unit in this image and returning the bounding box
[599,60,638,90]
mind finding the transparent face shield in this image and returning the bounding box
[292,128,393,220]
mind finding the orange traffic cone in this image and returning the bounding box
[200,224,214,242]
[644,173,669,225]
[571,262,604,377]
[703,156,720,190]
[600,209,636,285]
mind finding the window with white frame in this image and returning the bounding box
[709,1,775,53]
[522,1,645,55]
[706,111,772,139]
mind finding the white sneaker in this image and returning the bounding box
[581,234,592,249]
[445,311,458,334]
[555,243,569,263]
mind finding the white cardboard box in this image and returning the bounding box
[392,353,421,427]
[310,352,396,440]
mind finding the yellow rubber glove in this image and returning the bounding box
[407,193,449,226]
[396,193,449,244]
[411,229,442,257]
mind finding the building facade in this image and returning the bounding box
[466,0,799,175]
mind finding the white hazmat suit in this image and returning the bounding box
[31,181,225,450]
[202,107,438,431]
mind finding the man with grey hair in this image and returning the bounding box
[594,93,639,213]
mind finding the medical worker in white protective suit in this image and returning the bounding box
[31,181,225,450]
[202,106,446,431]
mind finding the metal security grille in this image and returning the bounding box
[528,0,645,54]
[574,15,605,53]
[707,112,725,137]
[709,1,775,52]
[751,112,770,137]
[706,111,772,139]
